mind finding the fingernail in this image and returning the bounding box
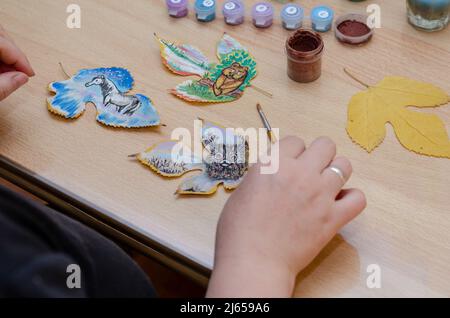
[13,73,29,86]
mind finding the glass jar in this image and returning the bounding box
[407,0,450,31]
[286,30,324,83]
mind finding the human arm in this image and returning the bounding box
[207,136,366,297]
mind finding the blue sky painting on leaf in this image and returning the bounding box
[47,67,160,128]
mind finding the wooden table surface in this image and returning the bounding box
[1,0,449,297]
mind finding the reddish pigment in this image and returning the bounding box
[290,34,321,52]
[286,30,324,83]
[337,20,371,37]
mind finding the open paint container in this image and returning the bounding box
[334,13,374,45]
[286,29,324,83]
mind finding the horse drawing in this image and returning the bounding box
[85,75,141,116]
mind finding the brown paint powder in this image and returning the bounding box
[337,20,371,37]
[286,30,324,83]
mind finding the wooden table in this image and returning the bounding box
[0,0,449,297]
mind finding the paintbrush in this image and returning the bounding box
[256,103,277,144]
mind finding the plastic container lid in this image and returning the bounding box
[195,0,216,13]
[311,5,334,25]
[223,0,244,19]
[281,4,304,28]
[166,0,188,9]
[252,2,274,19]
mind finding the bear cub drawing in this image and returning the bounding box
[212,63,249,97]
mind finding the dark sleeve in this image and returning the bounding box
[2,253,86,298]
[0,184,155,298]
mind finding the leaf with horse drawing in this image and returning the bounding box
[347,76,450,158]
[47,67,160,128]
[156,33,257,104]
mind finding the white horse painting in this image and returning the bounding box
[85,75,141,116]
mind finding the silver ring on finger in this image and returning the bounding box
[328,166,346,185]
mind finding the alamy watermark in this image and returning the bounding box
[366,264,382,289]
[66,4,81,29]
[66,264,81,289]
[168,120,280,175]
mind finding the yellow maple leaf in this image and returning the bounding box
[346,72,450,158]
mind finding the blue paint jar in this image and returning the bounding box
[281,3,304,30]
[311,5,334,32]
[195,0,216,22]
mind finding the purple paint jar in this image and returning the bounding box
[252,2,274,28]
[223,0,245,25]
[166,0,188,18]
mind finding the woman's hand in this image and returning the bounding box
[0,24,34,101]
[207,136,366,298]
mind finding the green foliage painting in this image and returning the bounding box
[156,33,257,104]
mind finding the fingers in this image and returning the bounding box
[322,157,353,195]
[0,37,34,77]
[299,137,336,171]
[332,188,366,229]
[279,136,306,159]
[0,71,28,101]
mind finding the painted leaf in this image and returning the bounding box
[157,33,257,104]
[137,141,203,177]
[156,35,212,77]
[136,120,248,195]
[347,76,450,158]
[217,33,247,59]
[47,67,160,128]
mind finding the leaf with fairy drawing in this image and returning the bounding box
[155,33,257,104]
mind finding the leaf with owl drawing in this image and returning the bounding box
[155,33,257,103]
[136,119,249,195]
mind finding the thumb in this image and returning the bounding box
[0,71,28,101]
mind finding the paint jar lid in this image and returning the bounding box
[252,2,274,18]
[334,13,374,45]
[311,5,334,23]
[195,0,216,12]
[167,0,188,9]
[223,0,244,16]
[281,4,304,22]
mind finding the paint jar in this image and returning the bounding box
[252,2,274,28]
[334,13,374,45]
[223,0,245,25]
[311,5,334,32]
[286,29,324,83]
[195,0,216,22]
[281,3,304,30]
[166,0,189,18]
[407,0,449,31]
